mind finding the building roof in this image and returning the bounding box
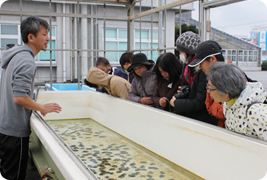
[28,0,131,5]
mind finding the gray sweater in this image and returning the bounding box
[0,45,36,137]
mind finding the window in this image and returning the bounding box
[0,24,20,49]
[1,25,18,35]
[104,28,126,62]
[232,50,236,61]
[253,51,258,62]
[244,51,248,62]
[238,50,243,61]
[104,28,158,63]
[0,24,56,61]
[1,38,18,48]
[135,30,158,61]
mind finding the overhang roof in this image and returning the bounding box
[39,0,132,5]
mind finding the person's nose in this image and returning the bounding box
[47,35,50,41]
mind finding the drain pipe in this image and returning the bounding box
[63,3,66,82]
[81,5,88,80]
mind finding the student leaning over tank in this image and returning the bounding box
[127,53,156,106]
[207,62,267,141]
[85,67,131,100]
[95,57,117,94]
[115,52,135,84]
[96,56,118,75]
[169,32,218,125]
[175,31,201,85]
[188,40,226,127]
[189,40,258,128]
[153,52,188,112]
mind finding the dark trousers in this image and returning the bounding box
[0,133,29,180]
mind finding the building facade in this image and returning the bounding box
[0,0,193,83]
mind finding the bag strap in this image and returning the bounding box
[140,81,155,106]
[140,81,149,97]
[246,101,261,117]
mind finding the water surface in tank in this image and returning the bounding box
[47,119,201,180]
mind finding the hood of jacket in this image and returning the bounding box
[86,67,112,87]
[225,81,267,109]
[1,45,34,69]
[134,64,155,81]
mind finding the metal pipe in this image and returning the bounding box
[81,5,88,80]
[74,3,78,79]
[158,0,163,55]
[63,3,66,82]
[49,0,52,90]
[70,6,73,81]
[91,5,94,68]
[206,6,210,40]
[198,0,201,36]
[20,0,22,45]
[179,6,182,37]
[77,51,80,90]
[151,0,153,60]
[139,0,142,53]
[164,0,167,53]
[0,10,128,20]
[127,2,135,52]
[199,0,204,41]
[104,4,106,57]
[203,0,245,8]
[96,5,99,58]
[129,0,197,21]
[76,3,80,88]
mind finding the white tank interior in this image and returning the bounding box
[33,90,267,180]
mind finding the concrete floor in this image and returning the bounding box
[244,70,267,90]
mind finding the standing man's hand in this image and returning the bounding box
[41,103,62,116]
[14,96,62,116]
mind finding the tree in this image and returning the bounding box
[175,23,199,42]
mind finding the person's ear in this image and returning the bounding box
[27,34,35,43]
[210,56,217,63]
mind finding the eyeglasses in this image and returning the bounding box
[206,83,217,93]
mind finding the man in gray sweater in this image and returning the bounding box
[0,16,62,180]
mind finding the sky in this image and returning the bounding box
[191,0,267,38]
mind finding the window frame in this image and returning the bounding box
[0,24,21,48]
[104,28,159,63]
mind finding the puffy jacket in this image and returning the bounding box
[205,72,257,128]
[224,82,267,141]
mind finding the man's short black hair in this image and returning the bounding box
[21,16,50,43]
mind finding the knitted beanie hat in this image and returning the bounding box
[175,31,201,55]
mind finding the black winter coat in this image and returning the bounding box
[174,70,218,125]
